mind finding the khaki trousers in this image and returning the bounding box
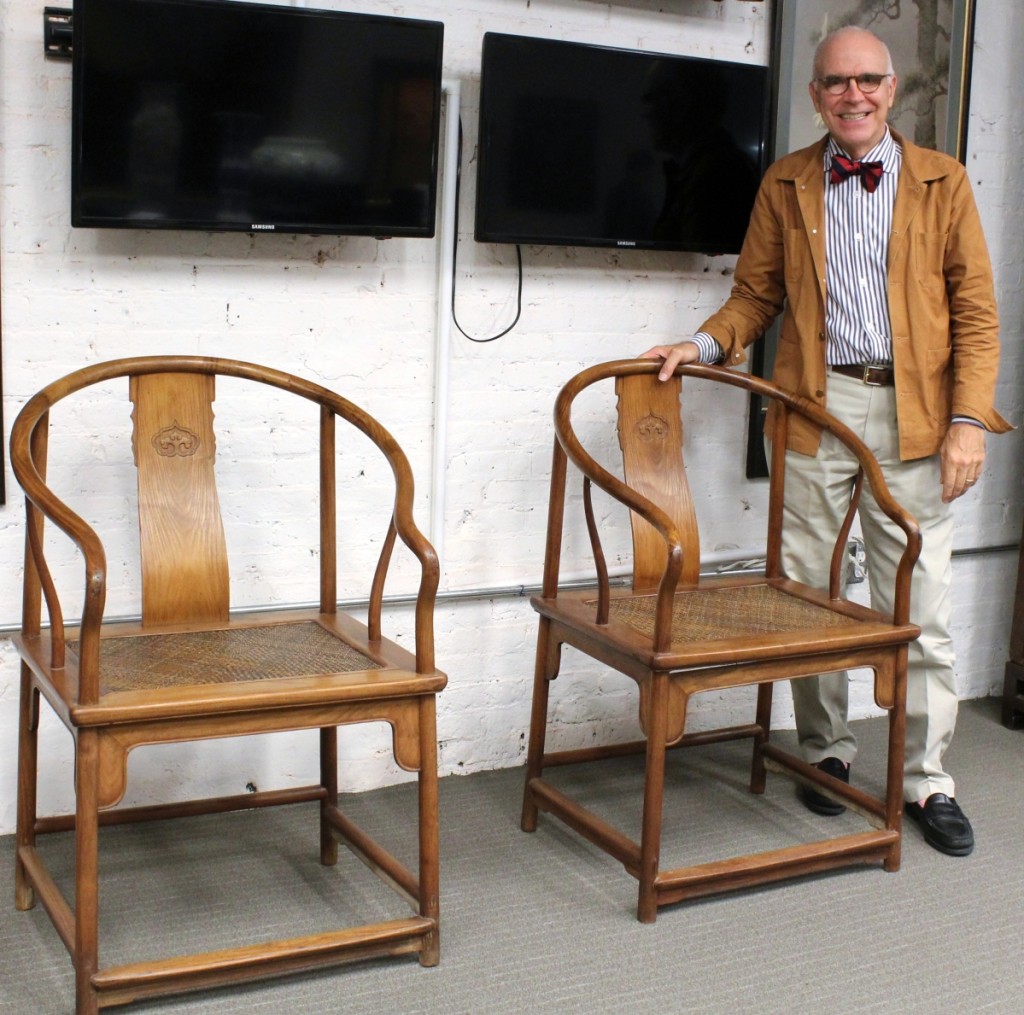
[776,369,958,802]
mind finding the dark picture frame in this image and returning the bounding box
[745,0,978,478]
[0,220,4,506]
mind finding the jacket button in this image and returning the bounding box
[815,389,824,398]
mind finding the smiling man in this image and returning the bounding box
[642,26,1011,857]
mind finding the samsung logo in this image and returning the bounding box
[250,224,276,231]
[616,240,637,247]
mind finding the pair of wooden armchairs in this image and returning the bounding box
[9,355,919,1010]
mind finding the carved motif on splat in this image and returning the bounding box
[152,420,201,458]
[635,413,669,443]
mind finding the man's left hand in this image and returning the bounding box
[940,422,987,503]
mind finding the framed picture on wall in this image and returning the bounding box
[745,0,978,478]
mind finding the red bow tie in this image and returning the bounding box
[830,154,884,193]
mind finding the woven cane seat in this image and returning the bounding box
[600,584,859,645]
[70,622,381,694]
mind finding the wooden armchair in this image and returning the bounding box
[10,357,446,1012]
[521,360,921,922]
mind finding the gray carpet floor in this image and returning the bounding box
[1,697,1021,1014]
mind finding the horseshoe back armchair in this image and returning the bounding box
[521,360,921,921]
[11,356,445,1011]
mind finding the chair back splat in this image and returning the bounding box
[131,372,229,627]
[10,356,445,1012]
[522,359,921,922]
[614,373,699,591]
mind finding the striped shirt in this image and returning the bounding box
[822,130,899,366]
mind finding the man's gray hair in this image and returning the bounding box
[812,26,895,81]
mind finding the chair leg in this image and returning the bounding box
[15,667,39,911]
[750,682,774,794]
[74,730,101,1015]
[319,727,339,866]
[637,672,670,924]
[883,659,907,872]
[417,695,441,967]
[521,618,559,833]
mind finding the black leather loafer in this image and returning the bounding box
[798,757,849,816]
[904,793,974,856]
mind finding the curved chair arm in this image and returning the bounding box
[551,360,922,638]
[675,361,922,624]
[11,393,109,696]
[363,461,439,675]
[678,362,922,625]
[294,371,440,675]
[552,365,689,652]
[315,379,439,675]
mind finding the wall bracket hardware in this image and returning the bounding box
[44,7,73,58]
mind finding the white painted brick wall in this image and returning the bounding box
[0,0,1021,835]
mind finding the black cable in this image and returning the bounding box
[450,116,523,343]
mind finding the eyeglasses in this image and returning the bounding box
[815,73,892,96]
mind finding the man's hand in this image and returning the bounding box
[939,422,987,503]
[639,341,701,381]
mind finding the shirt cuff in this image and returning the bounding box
[691,332,725,365]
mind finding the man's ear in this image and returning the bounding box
[808,81,822,115]
[886,75,898,109]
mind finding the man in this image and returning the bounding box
[642,26,1011,856]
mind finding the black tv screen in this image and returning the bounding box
[475,33,769,254]
[71,0,444,237]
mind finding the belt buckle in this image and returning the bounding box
[861,363,888,386]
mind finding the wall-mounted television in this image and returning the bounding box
[71,0,444,238]
[475,33,769,255]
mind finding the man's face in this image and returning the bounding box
[809,32,897,159]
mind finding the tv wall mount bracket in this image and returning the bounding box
[44,7,73,58]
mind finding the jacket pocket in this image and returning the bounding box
[911,231,947,288]
[782,229,809,282]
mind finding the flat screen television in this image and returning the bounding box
[71,0,444,237]
[475,33,769,255]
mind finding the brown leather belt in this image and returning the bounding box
[831,363,895,386]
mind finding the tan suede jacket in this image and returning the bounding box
[699,130,1012,460]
